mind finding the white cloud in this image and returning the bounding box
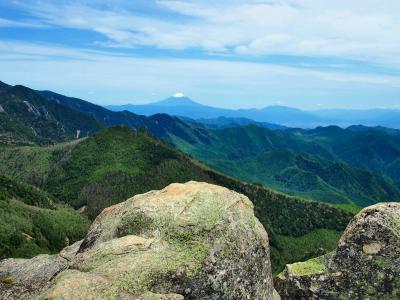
[0,41,399,109]
[8,0,400,65]
[0,17,47,28]
[2,41,399,86]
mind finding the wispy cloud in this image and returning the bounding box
[1,41,399,86]
[0,41,399,109]
[9,0,400,65]
[0,17,47,28]
[1,1,399,109]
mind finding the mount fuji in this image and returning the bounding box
[151,93,201,107]
[106,93,233,119]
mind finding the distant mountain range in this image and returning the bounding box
[1,80,399,209]
[106,94,400,129]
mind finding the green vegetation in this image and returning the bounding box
[0,126,353,273]
[0,127,215,219]
[22,83,400,208]
[171,125,400,208]
[286,255,326,276]
[4,83,398,209]
[0,84,104,145]
[273,229,341,274]
[0,173,54,208]
[0,174,90,258]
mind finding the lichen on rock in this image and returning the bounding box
[275,202,400,299]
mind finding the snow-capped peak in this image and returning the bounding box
[173,92,185,98]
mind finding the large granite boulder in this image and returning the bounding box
[275,202,400,299]
[1,181,279,299]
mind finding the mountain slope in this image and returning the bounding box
[40,90,211,145]
[183,116,287,130]
[107,95,400,129]
[171,125,400,208]
[288,125,400,184]
[37,86,400,206]
[105,94,234,119]
[0,126,352,273]
[0,174,90,259]
[0,84,104,145]
[39,87,400,207]
[106,100,323,126]
[142,93,201,107]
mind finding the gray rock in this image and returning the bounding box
[0,254,67,300]
[59,239,83,261]
[275,202,400,299]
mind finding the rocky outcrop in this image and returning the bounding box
[1,181,279,299]
[0,254,67,300]
[275,202,400,299]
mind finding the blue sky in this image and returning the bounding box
[0,0,399,109]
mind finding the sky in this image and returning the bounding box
[0,0,399,109]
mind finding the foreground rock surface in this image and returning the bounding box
[1,181,279,299]
[275,202,400,299]
[0,254,67,300]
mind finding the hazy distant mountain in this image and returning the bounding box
[236,106,323,126]
[312,109,400,129]
[106,93,234,119]
[150,93,201,107]
[107,95,400,129]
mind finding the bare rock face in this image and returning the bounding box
[1,181,279,299]
[58,239,83,261]
[275,202,400,299]
[0,254,68,300]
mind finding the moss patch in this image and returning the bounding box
[286,255,326,276]
[116,210,154,237]
[1,277,13,284]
